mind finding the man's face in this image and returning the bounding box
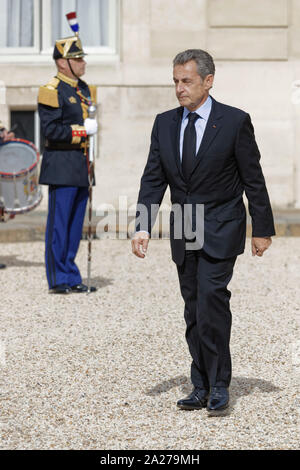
[68,57,86,77]
[173,60,214,111]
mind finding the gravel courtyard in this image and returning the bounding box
[0,237,299,450]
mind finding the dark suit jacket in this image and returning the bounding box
[136,96,275,265]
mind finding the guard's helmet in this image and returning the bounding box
[53,36,87,60]
[53,11,87,60]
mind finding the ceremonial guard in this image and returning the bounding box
[38,13,97,294]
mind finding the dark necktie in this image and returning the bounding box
[182,112,200,181]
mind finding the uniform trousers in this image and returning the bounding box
[177,248,237,390]
[45,185,88,289]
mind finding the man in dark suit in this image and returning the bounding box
[38,33,97,294]
[132,49,275,415]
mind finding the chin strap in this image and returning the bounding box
[67,59,79,80]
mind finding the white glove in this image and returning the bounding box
[84,118,98,136]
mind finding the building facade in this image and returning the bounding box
[0,0,299,211]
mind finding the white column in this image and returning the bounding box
[0,81,9,129]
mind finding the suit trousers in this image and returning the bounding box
[176,248,237,390]
[45,185,88,289]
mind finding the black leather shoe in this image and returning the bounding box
[71,283,97,293]
[0,263,6,269]
[207,387,229,415]
[177,388,209,410]
[51,284,71,294]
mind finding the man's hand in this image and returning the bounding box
[131,231,150,259]
[251,237,272,257]
[0,129,15,142]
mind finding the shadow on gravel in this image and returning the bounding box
[231,376,281,400]
[146,375,280,400]
[224,376,281,416]
[81,276,114,289]
[146,375,280,417]
[0,255,44,267]
[145,375,189,396]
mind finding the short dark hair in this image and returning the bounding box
[173,49,215,79]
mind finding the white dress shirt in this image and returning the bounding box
[179,95,212,160]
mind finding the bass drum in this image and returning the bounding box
[0,138,42,215]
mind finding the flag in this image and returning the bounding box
[66,12,79,34]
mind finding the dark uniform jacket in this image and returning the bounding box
[137,96,276,265]
[38,73,96,187]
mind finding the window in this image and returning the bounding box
[51,0,110,48]
[11,110,45,154]
[11,111,35,142]
[0,0,40,54]
[0,0,119,61]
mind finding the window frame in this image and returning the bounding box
[0,0,120,63]
[0,0,40,56]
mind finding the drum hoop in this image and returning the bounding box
[0,138,40,179]
[3,188,43,215]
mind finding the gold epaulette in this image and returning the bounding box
[89,85,97,104]
[38,77,60,108]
